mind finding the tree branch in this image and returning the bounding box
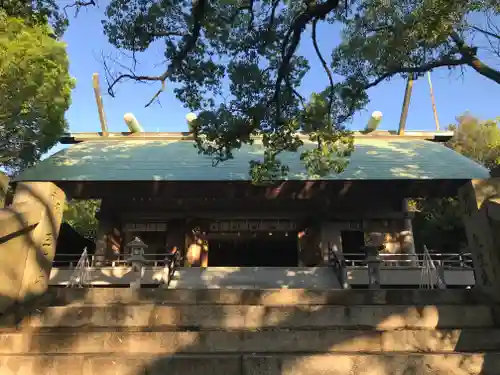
[266,0,281,33]
[273,0,341,124]
[149,31,189,37]
[218,0,255,31]
[312,17,335,119]
[363,55,470,90]
[106,0,207,107]
[450,32,500,84]
[471,25,500,41]
[63,0,96,18]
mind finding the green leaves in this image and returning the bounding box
[412,113,499,253]
[101,0,361,183]
[63,200,101,238]
[0,10,74,173]
[249,153,290,185]
[446,113,500,170]
[99,0,498,184]
[0,0,74,37]
[332,0,500,91]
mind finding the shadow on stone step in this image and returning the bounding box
[2,287,499,375]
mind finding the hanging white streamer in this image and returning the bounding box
[68,248,91,288]
[420,245,446,289]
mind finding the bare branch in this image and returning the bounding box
[471,25,500,41]
[63,0,96,18]
[274,0,341,123]
[106,0,208,107]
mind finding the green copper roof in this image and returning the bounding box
[15,138,490,182]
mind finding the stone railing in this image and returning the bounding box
[328,249,475,289]
[0,173,65,313]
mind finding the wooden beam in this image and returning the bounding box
[59,131,455,144]
[115,209,409,222]
[427,72,441,131]
[92,73,109,136]
[398,75,415,135]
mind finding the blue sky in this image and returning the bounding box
[48,2,500,156]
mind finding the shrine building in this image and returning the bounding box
[13,130,489,275]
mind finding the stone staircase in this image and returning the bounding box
[1,288,500,374]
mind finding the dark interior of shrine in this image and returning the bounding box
[340,230,366,264]
[208,235,298,267]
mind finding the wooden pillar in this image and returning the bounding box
[166,219,186,263]
[298,225,323,266]
[200,240,208,268]
[366,247,381,289]
[0,172,9,208]
[401,199,416,254]
[94,218,112,265]
[320,223,343,265]
[458,179,500,297]
[12,182,66,300]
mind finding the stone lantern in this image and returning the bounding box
[125,237,149,272]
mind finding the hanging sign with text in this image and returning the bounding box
[124,223,168,232]
[208,220,297,232]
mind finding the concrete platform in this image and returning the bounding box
[168,267,342,289]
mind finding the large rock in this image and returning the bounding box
[0,182,65,313]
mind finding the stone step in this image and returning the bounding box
[3,329,500,354]
[11,304,494,330]
[38,287,495,306]
[169,267,342,289]
[1,353,499,375]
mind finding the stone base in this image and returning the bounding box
[0,353,499,375]
[2,288,499,375]
[2,329,500,354]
